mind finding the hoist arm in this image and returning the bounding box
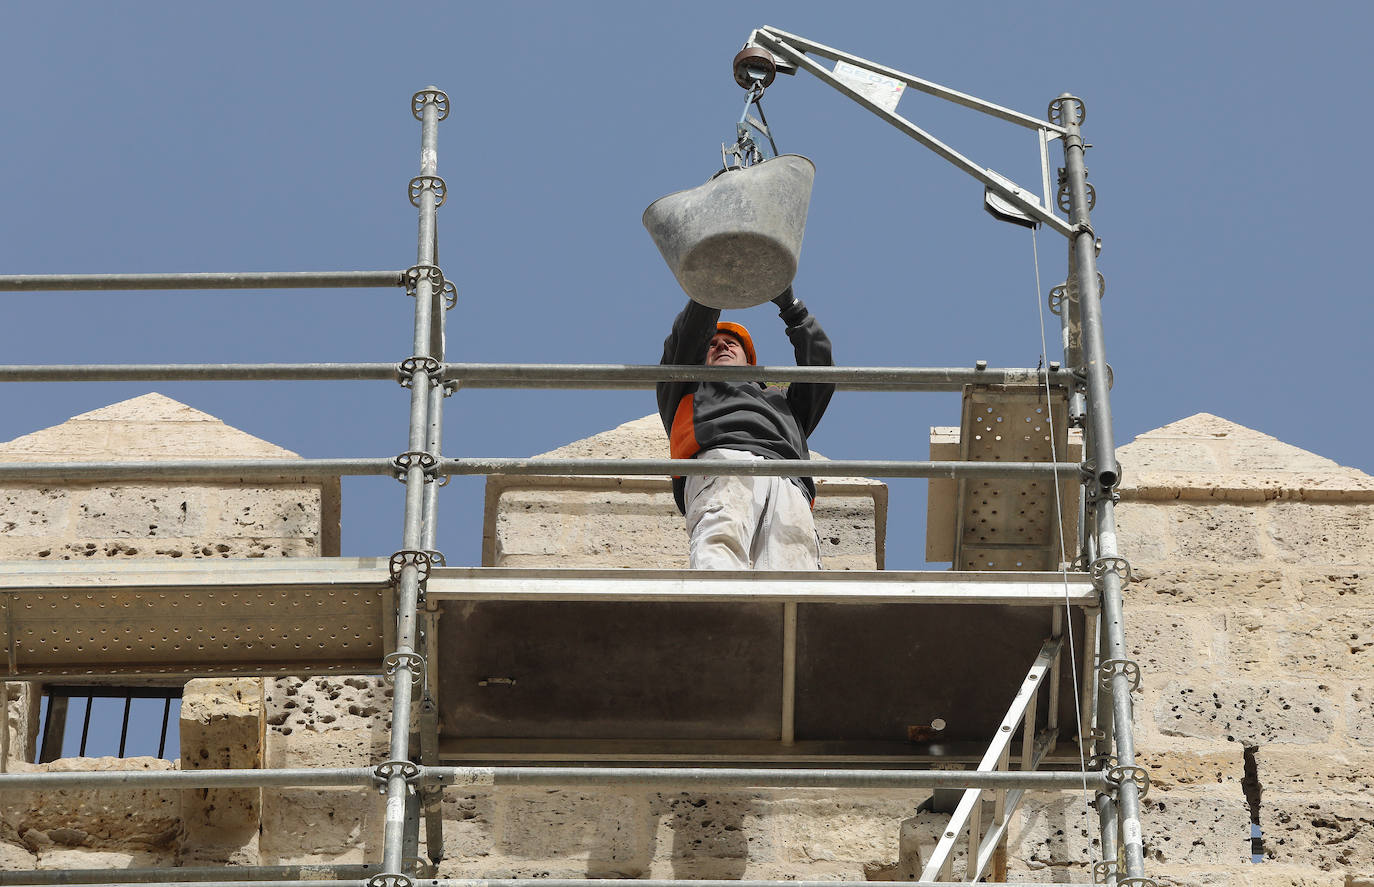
[746,26,1075,238]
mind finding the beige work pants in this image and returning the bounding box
[684,448,821,570]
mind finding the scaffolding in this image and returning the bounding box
[0,27,1150,887]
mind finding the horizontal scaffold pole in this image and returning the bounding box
[0,457,1080,483]
[431,766,1106,791]
[444,363,1074,390]
[0,364,398,382]
[441,458,1080,479]
[0,271,403,291]
[0,459,395,482]
[0,764,1103,793]
[0,362,1073,390]
[0,864,384,885]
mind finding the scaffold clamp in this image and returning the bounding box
[1106,764,1150,798]
[1091,556,1133,586]
[368,874,415,887]
[1098,657,1142,691]
[389,549,435,584]
[411,89,450,121]
[441,279,458,310]
[1117,878,1160,887]
[1092,860,1118,883]
[408,175,447,209]
[1048,95,1086,127]
[398,356,443,389]
[383,651,426,685]
[392,451,439,482]
[1089,752,1118,772]
[403,264,446,298]
[375,759,421,786]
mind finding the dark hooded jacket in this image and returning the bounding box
[656,299,834,514]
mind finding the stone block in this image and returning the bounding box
[433,791,496,862]
[1263,795,1374,870]
[1136,749,1244,791]
[180,678,263,860]
[1006,793,1099,872]
[1139,790,1251,866]
[1293,569,1374,607]
[1155,679,1336,745]
[72,487,210,538]
[263,677,391,767]
[1169,504,1262,563]
[498,789,646,873]
[765,794,918,868]
[34,848,178,871]
[0,487,70,536]
[0,840,37,869]
[1114,502,1171,563]
[1129,565,1285,605]
[1125,604,1221,675]
[1271,608,1374,675]
[1148,863,1344,886]
[494,488,688,568]
[1346,687,1374,747]
[5,758,181,850]
[1265,503,1374,565]
[646,792,773,867]
[3,682,40,765]
[258,788,384,862]
[209,487,323,539]
[1252,746,1374,797]
[1219,608,1287,676]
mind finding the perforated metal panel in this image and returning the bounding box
[955,386,1077,571]
[0,558,388,678]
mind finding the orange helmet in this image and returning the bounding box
[715,321,757,365]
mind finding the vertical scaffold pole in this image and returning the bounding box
[382,85,449,878]
[1056,92,1146,881]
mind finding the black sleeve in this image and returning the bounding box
[656,300,720,432]
[782,305,835,437]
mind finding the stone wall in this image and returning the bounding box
[1104,413,1374,886]
[5,403,1372,884]
[0,394,362,871]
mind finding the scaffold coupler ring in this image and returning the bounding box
[1106,764,1150,798]
[392,451,438,482]
[384,651,426,685]
[1098,658,1142,691]
[398,356,443,388]
[389,549,434,584]
[441,279,458,309]
[408,175,447,208]
[1091,556,1133,585]
[1092,859,1118,883]
[1117,878,1160,887]
[411,88,450,121]
[403,264,445,298]
[1048,95,1085,126]
[368,874,414,887]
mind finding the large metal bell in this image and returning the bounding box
[643,154,815,309]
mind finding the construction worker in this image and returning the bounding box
[657,287,834,569]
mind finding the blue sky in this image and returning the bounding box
[2,2,1371,573]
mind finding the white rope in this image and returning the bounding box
[1031,224,1092,798]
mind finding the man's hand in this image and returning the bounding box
[772,286,808,325]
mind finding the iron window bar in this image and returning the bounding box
[37,684,182,763]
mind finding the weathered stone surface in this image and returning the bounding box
[2,683,40,765]
[1007,794,1099,872]
[0,488,69,536]
[645,792,768,865]
[1266,503,1374,565]
[1126,604,1221,675]
[1264,795,1374,870]
[1115,502,1171,562]
[1291,569,1374,606]
[0,840,36,869]
[1169,504,1263,563]
[1269,608,1374,674]
[1136,748,1245,791]
[498,790,645,873]
[5,758,181,851]
[1156,679,1336,745]
[180,678,263,862]
[1346,687,1374,747]
[263,677,391,767]
[1252,747,1374,797]
[1138,791,1250,866]
[433,791,496,862]
[765,795,919,867]
[1129,565,1286,605]
[259,789,384,862]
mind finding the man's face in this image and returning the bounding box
[706,332,747,366]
